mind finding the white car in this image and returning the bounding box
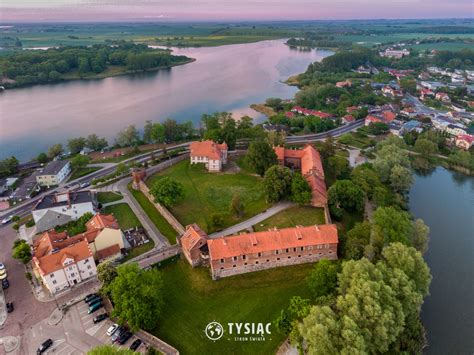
[0,263,7,280]
[1,216,13,225]
[106,323,119,336]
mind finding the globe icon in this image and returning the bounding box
[205,321,224,340]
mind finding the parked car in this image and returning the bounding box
[84,293,98,302]
[118,331,133,345]
[129,339,142,351]
[106,323,119,336]
[0,263,7,280]
[80,182,90,188]
[2,278,9,289]
[1,215,13,224]
[111,327,127,343]
[93,313,107,324]
[6,302,14,313]
[37,339,53,354]
[88,302,103,314]
[86,296,101,305]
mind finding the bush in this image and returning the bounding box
[207,213,226,232]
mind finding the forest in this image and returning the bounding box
[0,42,191,88]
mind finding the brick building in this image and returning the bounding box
[180,224,338,280]
[274,145,327,207]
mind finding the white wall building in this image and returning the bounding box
[189,140,228,172]
[36,161,71,187]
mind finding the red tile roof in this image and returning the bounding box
[208,224,338,260]
[181,223,208,254]
[457,134,474,144]
[34,239,92,275]
[343,114,355,122]
[190,140,228,160]
[96,244,121,261]
[86,213,119,230]
[291,106,333,119]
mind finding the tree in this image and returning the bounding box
[345,221,371,260]
[328,180,365,219]
[389,164,413,193]
[245,141,277,176]
[150,123,165,145]
[37,152,48,164]
[97,261,118,289]
[108,263,164,331]
[71,155,90,169]
[0,156,19,178]
[290,173,312,205]
[350,164,381,199]
[207,212,225,232]
[150,177,184,208]
[372,206,412,247]
[143,120,153,144]
[67,137,86,155]
[86,134,108,151]
[414,138,438,157]
[265,97,283,111]
[307,260,339,299]
[116,125,139,147]
[265,131,286,147]
[163,118,179,142]
[373,143,411,186]
[319,137,336,160]
[115,163,129,176]
[47,144,63,159]
[229,194,245,218]
[263,165,293,203]
[410,219,430,255]
[327,155,350,181]
[88,344,137,354]
[12,239,32,264]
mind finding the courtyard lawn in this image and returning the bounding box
[153,259,313,355]
[69,166,100,180]
[146,160,270,233]
[129,186,178,245]
[102,203,141,230]
[253,206,326,232]
[121,240,155,262]
[97,191,123,204]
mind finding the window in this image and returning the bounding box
[285,248,289,253]
[277,258,280,261]
[84,259,89,264]
[242,255,246,260]
[87,265,91,269]
[232,256,237,262]
[300,247,304,251]
[258,252,262,257]
[255,261,259,264]
[244,263,248,266]
[308,246,313,250]
[266,259,270,262]
[288,256,291,259]
[220,267,224,270]
[220,258,224,264]
[233,265,236,268]
[52,280,57,285]
[298,255,301,258]
[293,248,296,252]
[89,272,93,276]
[70,272,75,277]
[50,274,55,278]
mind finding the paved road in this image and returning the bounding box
[285,119,364,143]
[209,201,294,238]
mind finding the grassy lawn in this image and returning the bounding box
[97,192,123,204]
[121,240,155,263]
[69,167,100,180]
[129,186,178,245]
[253,206,326,232]
[153,258,313,355]
[102,203,142,230]
[146,160,270,233]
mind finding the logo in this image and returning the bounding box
[205,321,224,341]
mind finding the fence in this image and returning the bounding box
[137,329,180,355]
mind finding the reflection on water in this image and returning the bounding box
[0,39,330,161]
[409,167,474,354]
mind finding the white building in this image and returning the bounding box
[36,160,71,187]
[189,140,228,172]
[33,239,97,294]
[380,48,410,58]
[33,191,96,232]
[446,124,467,136]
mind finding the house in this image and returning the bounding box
[262,123,289,133]
[420,81,445,91]
[451,104,466,113]
[402,120,423,134]
[189,140,228,172]
[379,48,410,58]
[420,88,434,100]
[291,106,333,119]
[285,111,295,118]
[336,80,352,88]
[435,92,450,103]
[446,124,467,136]
[342,114,355,124]
[180,223,338,280]
[274,145,327,207]
[32,191,97,232]
[365,111,396,126]
[36,160,71,187]
[32,239,97,294]
[455,134,474,150]
[34,213,125,263]
[389,120,404,136]
[346,106,359,113]
[382,85,403,98]
[400,107,417,118]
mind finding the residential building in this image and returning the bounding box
[435,92,451,103]
[451,104,466,113]
[342,114,355,124]
[402,120,423,134]
[336,80,352,88]
[365,111,396,126]
[455,134,474,150]
[189,140,228,172]
[33,191,97,232]
[389,120,404,136]
[446,124,467,136]
[35,160,71,187]
[291,106,333,119]
[379,48,410,58]
[274,145,327,207]
[32,239,97,294]
[382,85,403,98]
[180,224,338,280]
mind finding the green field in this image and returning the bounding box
[97,192,123,204]
[129,186,178,245]
[340,33,474,47]
[122,240,155,262]
[254,206,326,232]
[153,258,313,355]
[102,203,141,230]
[146,160,270,233]
[69,167,100,180]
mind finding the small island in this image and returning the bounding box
[0,41,194,89]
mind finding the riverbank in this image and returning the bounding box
[250,103,276,117]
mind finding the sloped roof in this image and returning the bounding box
[190,140,227,160]
[208,224,338,260]
[181,224,208,254]
[86,213,119,230]
[96,244,121,261]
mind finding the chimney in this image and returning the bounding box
[222,238,227,245]
[314,225,319,232]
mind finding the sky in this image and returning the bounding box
[1,0,473,22]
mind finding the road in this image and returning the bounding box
[285,119,364,143]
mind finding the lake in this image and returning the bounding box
[409,167,474,354]
[0,40,330,161]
